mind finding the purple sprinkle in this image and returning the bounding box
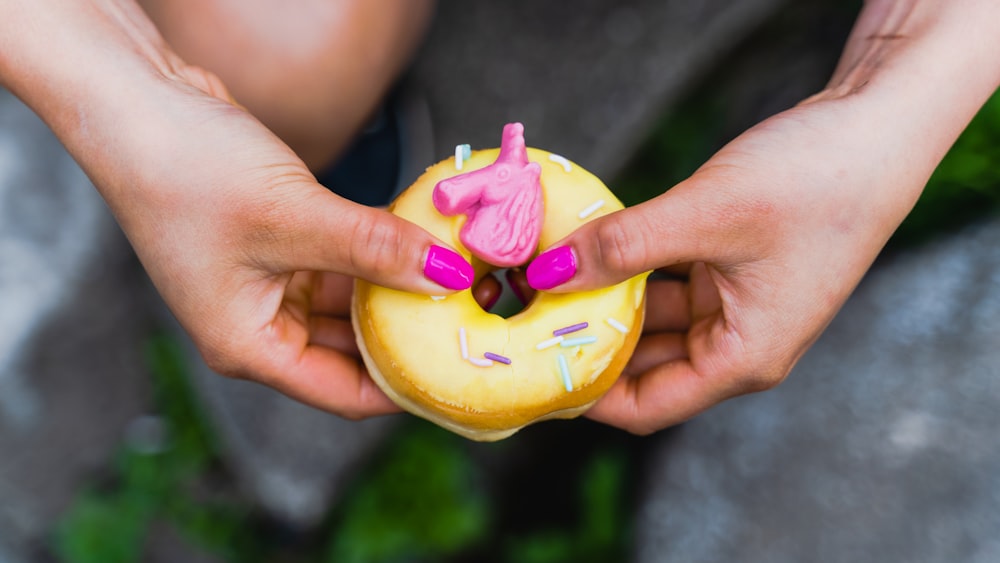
[483,352,512,365]
[553,322,589,337]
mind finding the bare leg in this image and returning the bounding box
[137,0,435,171]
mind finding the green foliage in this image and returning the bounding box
[53,491,151,563]
[53,334,634,563]
[325,423,490,563]
[52,335,255,563]
[890,87,1000,246]
[504,451,630,563]
[612,95,726,207]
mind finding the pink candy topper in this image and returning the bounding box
[432,123,543,267]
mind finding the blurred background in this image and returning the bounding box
[2,1,1000,562]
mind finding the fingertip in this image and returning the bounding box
[525,245,577,290]
[422,244,474,291]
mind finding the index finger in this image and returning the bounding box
[585,359,731,435]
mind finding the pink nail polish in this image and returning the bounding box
[424,245,474,290]
[526,246,576,290]
[483,288,502,311]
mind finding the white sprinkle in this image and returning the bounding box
[606,317,629,334]
[549,153,572,172]
[578,199,606,220]
[535,335,565,350]
[459,327,469,360]
[557,354,572,391]
[560,335,597,347]
[455,144,465,170]
[430,295,446,301]
[469,357,494,367]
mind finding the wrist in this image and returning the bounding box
[0,0,179,137]
[802,1,1000,208]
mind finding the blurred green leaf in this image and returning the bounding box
[325,423,490,563]
[892,87,1000,246]
[53,492,150,563]
[504,449,629,563]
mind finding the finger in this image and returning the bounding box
[472,273,502,311]
[525,173,770,292]
[623,332,687,377]
[504,268,536,305]
[643,279,692,332]
[256,344,401,419]
[586,359,727,435]
[308,315,360,356]
[311,272,356,317]
[253,184,473,294]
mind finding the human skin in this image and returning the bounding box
[528,0,1000,434]
[0,0,452,418]
[2,0,997,431]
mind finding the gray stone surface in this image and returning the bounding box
[0,90,154,561]
[634,218,1000,563]
[411,0,785,180]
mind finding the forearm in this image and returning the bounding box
[0,0,243,226]
[0,0,175,131]
[818,0,1000,186]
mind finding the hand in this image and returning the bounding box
[529,99,920,433]
[523,0,1000,434]
[112,82,481,418]
[0,0,477,419]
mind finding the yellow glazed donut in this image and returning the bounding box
[352,124,648,441]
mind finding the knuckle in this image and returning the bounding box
[729,357,790,395]
[196,331,255,380]
[337,408,367,422]
[624,421,660,437]
[594,216,647,275]
[348,211,407,277]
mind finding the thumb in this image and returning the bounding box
[526,177,766,292]
[252,183,473,294]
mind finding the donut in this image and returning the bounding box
[352,123,648,441]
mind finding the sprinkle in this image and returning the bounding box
[535,335,565,350]
[577,199,606,220]
[430,295,446,301]
[560,336,598,347]
[606,317,629,334]
[469,357,494,367]
[553,322,588,337]
[484,352,512,365]
[459,327,469,360]
[454,143,471,170]
[549,153,572,172]
[557,354,572,391]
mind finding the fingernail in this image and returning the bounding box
[424,245,474,290]
[526,246,576,290]
[484,287,502,311]
[505,268,528,305]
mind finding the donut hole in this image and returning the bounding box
[481,269,531,319]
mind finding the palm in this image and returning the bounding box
[587,102,918,433]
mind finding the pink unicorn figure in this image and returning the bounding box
[432,123,543,267]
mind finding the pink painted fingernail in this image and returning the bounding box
[424,245,474,290]
[484,286,502,311]
[526,246,577,290]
